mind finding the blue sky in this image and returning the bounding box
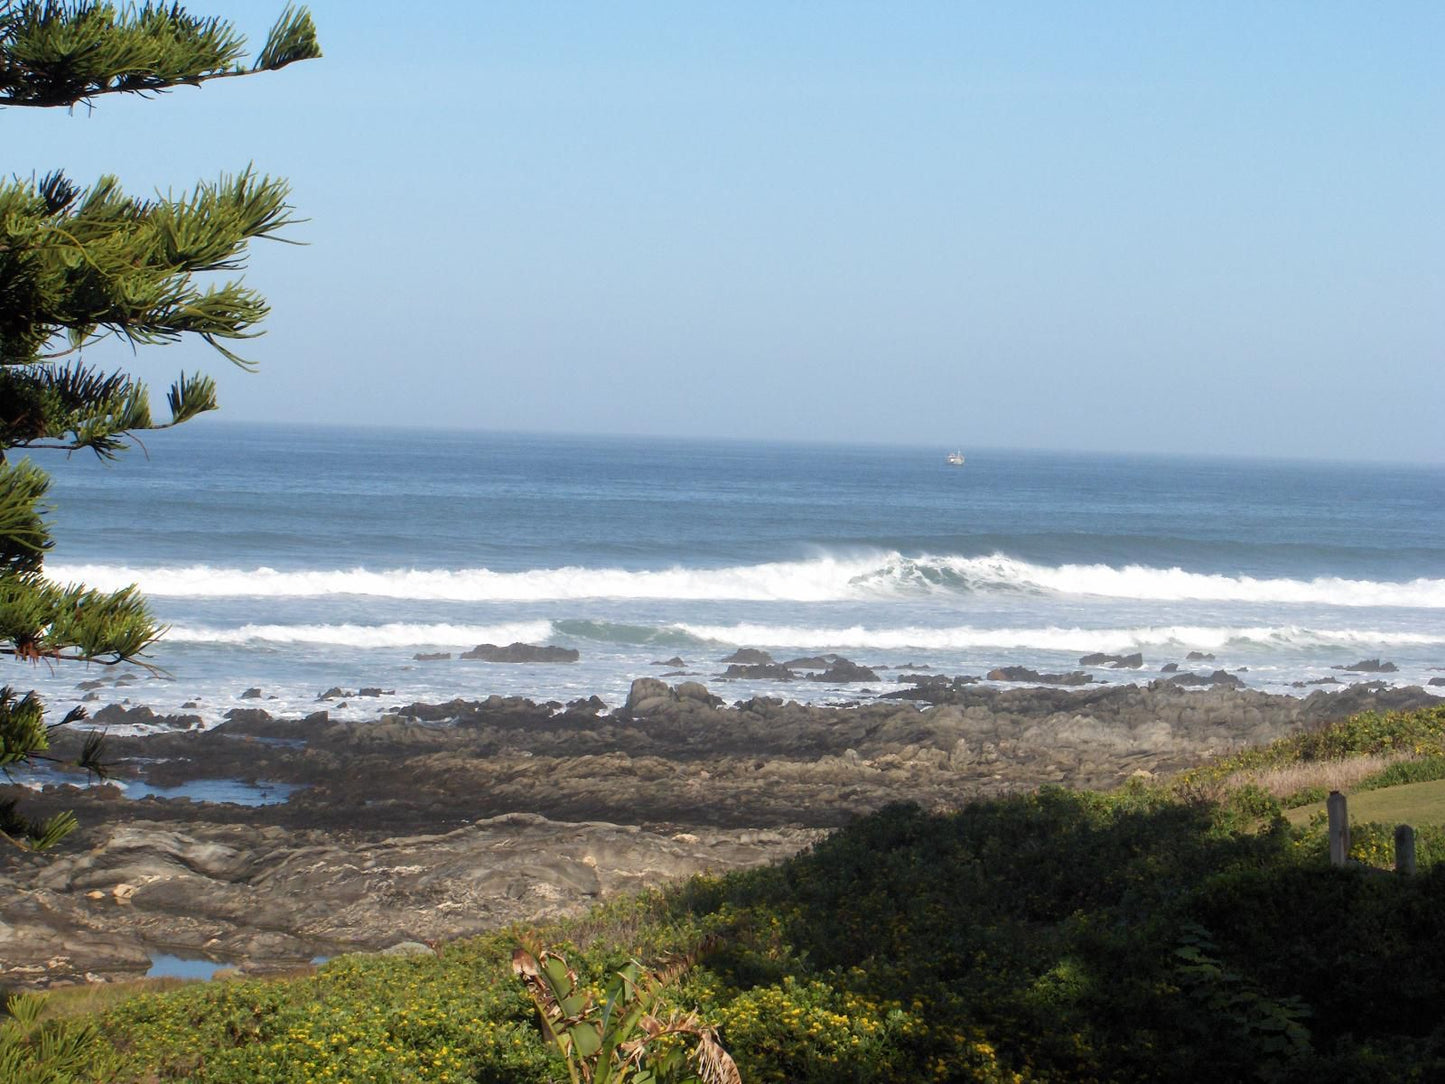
[10,2,1443,461]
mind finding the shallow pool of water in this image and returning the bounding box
[146,953,227,980]
[122,778,301,805]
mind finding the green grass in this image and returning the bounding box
[1285,776,1445,828]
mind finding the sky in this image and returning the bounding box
[8,2,1444,462]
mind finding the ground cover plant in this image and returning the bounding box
[13,705,1445,1082]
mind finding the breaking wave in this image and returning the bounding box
[47,553,1445,608]
[164,620,554,649]
[668,622,1445,654]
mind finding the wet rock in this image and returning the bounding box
[651,656,686,667]
[1160,663,1179,673]
[1186,651,1216,662]
[810,659,880,683]
[1079,653,1143,669]
[412,652,451,662]
[460,643,580,663]
[721,648,774,665]
[1163,670,1244,689]
[1429,677,1445,688]
[783,655,837,670]
[89,705,201,729]
[987,667,1092,686]
[222,708,273,726]
[1332,658,1398,673]
[241,688,264,700]
[722,664,796,681]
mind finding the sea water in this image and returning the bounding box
[11,422,1444,733]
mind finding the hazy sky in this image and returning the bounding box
[10,2,1443,462]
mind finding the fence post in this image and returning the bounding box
[1327,791,1350,867]
[1395,824,1416,875]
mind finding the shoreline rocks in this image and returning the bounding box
[4,678,1439,990]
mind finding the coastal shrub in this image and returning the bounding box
[103,940,554,1083]
[81,705,1445,1082]
[1355,753,1445,791]
[511,945,741,1084]
[1,993,117,1083]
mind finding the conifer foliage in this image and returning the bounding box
[0,3,319,849]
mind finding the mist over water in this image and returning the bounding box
[19,423,1445,730]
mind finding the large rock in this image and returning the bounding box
[722,664,796,681]
[625,678,674,715]
[1163,670,1245,689]
[460,642,580,663]
[987,667,1092,686]
[1079,652,1143,669]
[809,659,880,683]
[1331,658,1398,673]
[721,648,774,665]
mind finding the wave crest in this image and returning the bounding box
[47,553,1445,608]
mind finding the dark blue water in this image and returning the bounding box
[13,421,1443,727]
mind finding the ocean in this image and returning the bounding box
[16,422,1445,732]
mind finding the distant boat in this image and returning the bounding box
[946,450,966,466]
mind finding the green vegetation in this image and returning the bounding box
[0,2,319,850]
[511,947,740,1083]
[13,704,1445,1081]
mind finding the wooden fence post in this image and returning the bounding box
[1395,824,1416,875]
[1327,791,1349,867]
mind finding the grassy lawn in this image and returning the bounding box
[1285,777,1445,828]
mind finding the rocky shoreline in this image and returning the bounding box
[3,675,1438,989]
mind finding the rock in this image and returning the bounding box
[10,677,1445,989]
[222,708,273,726]
[566,695,609,713]
[675,682,721,707]
[412,652,451,662]
[987,667,1092,686]
[241,688,264,700]
[459,643,580,663]
[1160,663,1179,673]
[318,687,351,701]
[91,704,157,725]
[720,648,774,666]
[625,678,674,715]
[810,659,880,683]
[112,883,137,902]
[651,656,686,667]
[1079,653,1143,669]
[357,688,393,697]
[722,664,796,681]
[1164,670,1244,689]
[1185,651,1216,662]
[90,704,200,729]
[783,655,837,670]
[1429,677,1445,688]
[1331,658,1398,673]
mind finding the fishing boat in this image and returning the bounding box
[946,450,966,466]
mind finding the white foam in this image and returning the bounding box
[46,552,1445,608]
[672,621,1445,654]
[163,620,554,649]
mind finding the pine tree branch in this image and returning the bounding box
[0,2,320,108]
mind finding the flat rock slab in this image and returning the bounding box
[1,814,816,988]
